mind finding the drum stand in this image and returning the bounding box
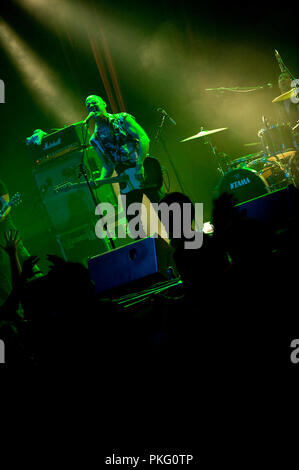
[269,154,294,189]
[203,134,225,176]
[281,156,295,187]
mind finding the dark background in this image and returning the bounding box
[0,0,298,245]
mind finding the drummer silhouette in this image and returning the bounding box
[278,72,299,127]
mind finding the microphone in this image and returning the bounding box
[83,111,95,125]
[156,107,176,125]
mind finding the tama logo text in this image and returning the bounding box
[230,177,250,189]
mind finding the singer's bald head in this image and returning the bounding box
[85,95,107,114]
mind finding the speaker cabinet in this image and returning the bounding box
[88,236,175,295]
[235,185,299,230]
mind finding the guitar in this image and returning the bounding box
[0,192,22,220]
[53,167,143,195]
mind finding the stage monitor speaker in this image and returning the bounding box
[88,236,175,295]
[235,185,299,230]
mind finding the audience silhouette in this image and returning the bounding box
[0,190,298,384]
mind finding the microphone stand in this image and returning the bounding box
[79,163,115,251]
[154,114,187,195]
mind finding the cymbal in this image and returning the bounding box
[180,127,228,142]
[272,88,296,103]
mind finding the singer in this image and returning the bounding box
[85,95,164,229]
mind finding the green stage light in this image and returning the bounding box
[0,19,83,125]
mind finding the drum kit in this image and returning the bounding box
[180,87,299,204]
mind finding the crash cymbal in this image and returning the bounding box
[180,127,228,142]
[272,88,297,103]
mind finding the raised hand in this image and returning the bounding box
[47,254,67,269]
[21,255,41,281]
[0,229,21,254]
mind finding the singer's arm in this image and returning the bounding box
[124,116,150,165]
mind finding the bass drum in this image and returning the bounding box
[216,168,269,204]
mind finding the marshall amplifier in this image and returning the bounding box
[33,147,97,233]
[32,146,120,241]
[28,121,90,166]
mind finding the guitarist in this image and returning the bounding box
[0,179,38,306]
[0,179,12,225]
[85,95,164,227]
